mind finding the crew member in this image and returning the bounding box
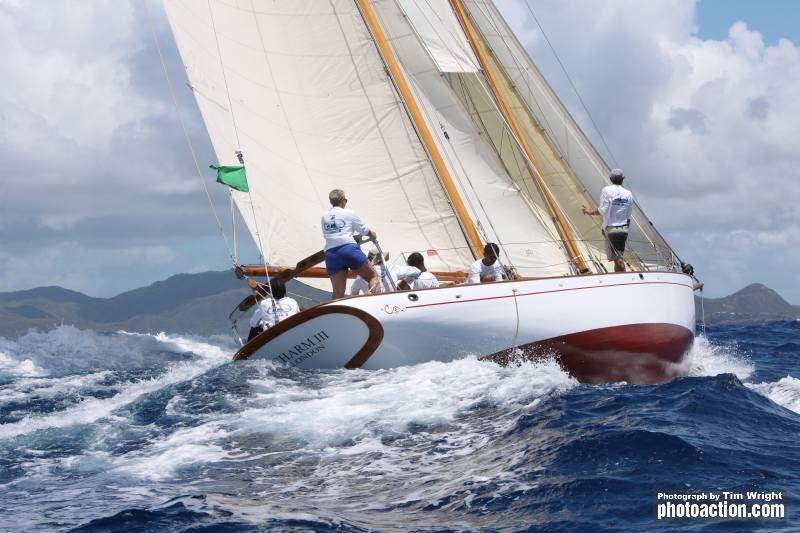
[352,249,427,293]
[247,279,300,341]
[322,189,378,299]
[467,243,505,283]
[350,250,383,295]
[403,252,439,289]
[582,169,633,272]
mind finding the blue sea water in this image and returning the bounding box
[0,322,798,532]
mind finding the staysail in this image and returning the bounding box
[371,0,575,277]
[462,0,680,271]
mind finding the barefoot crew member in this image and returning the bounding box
[582,169,633,272]
[322,189,378,299]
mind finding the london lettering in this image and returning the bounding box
[272,330,329,366]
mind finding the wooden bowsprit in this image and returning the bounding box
[236,249,326,312]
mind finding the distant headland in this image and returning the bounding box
[0,272,796,338]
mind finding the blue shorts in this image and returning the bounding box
[325,243,368,275]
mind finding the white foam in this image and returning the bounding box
[747,376,800,414]
[235,356,575,448]
[0,351,46,377]
[679,335,754,380]
[0,332,230,440]
[109,422,235,481]
[0,370,113,403]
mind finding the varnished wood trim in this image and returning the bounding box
[356,0,483,259]
[241,265,468,283]
[233,305,384,368]
[451,0,588,273]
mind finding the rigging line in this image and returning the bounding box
[448,1,588,274]
[471,0,570,164]
[416,1,599,276]
[400,0,561,270]
[470,0,605,253]
[417,0,582,263]
[520,0,619,169]
[473,1,656,270]
[454,74,563,249]
[207,0,242,150]
[358,0,483,260]
[464,3,573,180]
[700,287,707,336]
[511,288,520,351]
[208,1,273,290]
[208,3,277,301]
[145,0,235,266]
[329,1,441,257]
[230,192,237,263]
[514,0,669,264]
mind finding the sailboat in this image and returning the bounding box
[163,0,699,384]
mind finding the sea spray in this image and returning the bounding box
[0,324,798,531]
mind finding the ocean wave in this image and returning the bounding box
[748,376,800,414]
[0,329,229,441]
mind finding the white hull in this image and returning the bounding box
[235,272,696,383]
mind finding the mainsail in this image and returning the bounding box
[164,0,683,278]
[163,0,475,274]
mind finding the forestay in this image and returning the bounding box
[463,0,679,271]
[373,0,574,277]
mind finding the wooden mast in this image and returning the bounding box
[450,0,590,274]
[356,0,484,259]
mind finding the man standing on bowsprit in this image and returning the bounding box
[582,169,633,272]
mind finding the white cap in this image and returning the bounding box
[610,168,624,179]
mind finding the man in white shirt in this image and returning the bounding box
[404,252,439,290]
[322,189,378,299]
[247,280,300,341]
[467,243,505,284]
[351,250,426,294]
[582,168,633,272]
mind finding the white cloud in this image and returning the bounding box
[1,0,798,304]
[499,0,800,302]
[0,0,231,297]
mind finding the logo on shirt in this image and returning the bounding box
[323,216,346,233]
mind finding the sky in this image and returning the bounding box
[0,0,798,303]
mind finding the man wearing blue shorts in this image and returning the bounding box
[322,189,378,299]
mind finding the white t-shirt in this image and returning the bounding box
[467,259,505,283]
[321,206,370,251]
[350,264,422,294]
[413,271,439,289]
[598,184,633,227]
[249,296,300,329]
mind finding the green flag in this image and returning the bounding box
[210,165,249,192]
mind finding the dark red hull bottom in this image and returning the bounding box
[482,323,694,384]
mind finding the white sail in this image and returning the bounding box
[396,0,479,73]
[464,0,678,270]
[163,0,475,273]
[373,0,574,277]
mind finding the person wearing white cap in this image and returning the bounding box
[582,169,633,272]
